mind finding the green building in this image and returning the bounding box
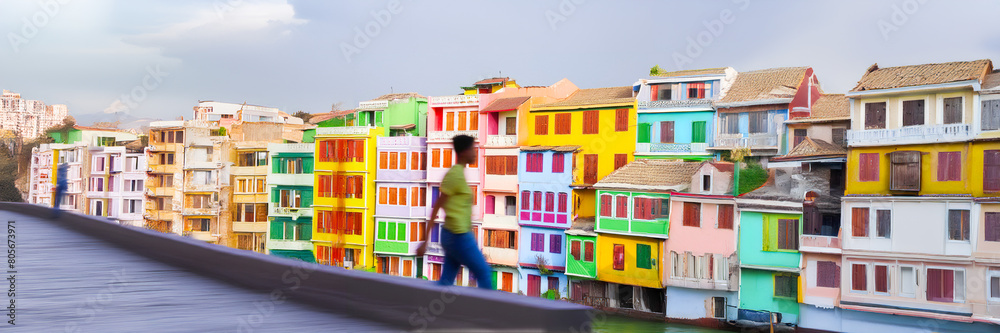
[265,136,317,262]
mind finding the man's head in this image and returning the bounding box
[452,135,477,165]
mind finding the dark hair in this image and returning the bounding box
[452,135,474,154]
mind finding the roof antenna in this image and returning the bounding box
[391,86,393,94]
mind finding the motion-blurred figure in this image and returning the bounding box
[52,163,68,218]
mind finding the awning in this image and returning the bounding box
[481,96,530,113]
[269,250,317,263]
[390,124,416,130]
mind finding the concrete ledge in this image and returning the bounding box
[4,203,591,332]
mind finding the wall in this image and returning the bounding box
[636,110,715,146]
[738,211,801,268]
[565,234,597,278]
[850,89,975,131]
[518,225,567,270]
[664,287,737,320]
[846,142,972,196]
[842,198,972,256]
[596,233,662,289]
[739,269,799,323]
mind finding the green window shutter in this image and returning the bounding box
[300,221,312,240]
[637,123,651,143]
[284,222,295,240]
[492,271,498,288]
[387,222,396,240]
[636,244,652,269]
[692,121,707,143]
[303,158,314,173]
[301,191,313,207]
[763,215,777,251]
[273,158,281,173]
[397,223,407,241]
[377,222,386,240]
[271,190,279,204]
[270,221,284,240]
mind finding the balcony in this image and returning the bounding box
[377,136,426,148]
[635,142,708,154]
[149,164,179,174]
[146,187,175,197]
[714,133,779,149]
[429,130,478,141]
[269,206,313,219]
[184,161,220,170]
[267,239,313,251]
[374,239,419,255]
[847,123,971,147]
[358,100,389,110]
[375,204,428,219]
[148,143,182,152]
[185,231,218,243]
[482,247,519,267]
[429,95,479,107]
[144,210,175,221]
[800,235,841,254]
[316,126,373,136]
[266,173,313,186]
[232,165,269,176]
[184,183,218,192]
[485,135,517,147]
[376,169,426,182]
[637,99,713,110]
[268,142,314,153]
[182,207,219,216]
[232,221,268,233]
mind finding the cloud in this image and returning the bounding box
[125,0,307,47]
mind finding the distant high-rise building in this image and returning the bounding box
[0,90,70,139]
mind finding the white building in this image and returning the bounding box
[0,90,69,139]
[193,101,303,124]
[85,146,147,226]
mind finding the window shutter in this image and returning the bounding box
[876,209,891,238]
[552,153,564,173]
[506,156,518,175]
[943,97,962,124]
[650,84,659,101]
[718,204,733,229]
[584,154,598,184]
[558,193,568,213]
[614,154,627,170]
[555,113,571,134]
[521,191,530,210]
[615,109,628,132]
[584,242,594,262]
[875,265,889,293]
[660,121,675,143]
[852,207,869,237]
[533,191,542,211]
[691,121,706,143]
[890,151,921,191]
[571,240,581,260]
[583,111,599,134]
[985,150,1000,192]
[637,123,651,143]
[535,115,549,135]
[986,212,1000,242]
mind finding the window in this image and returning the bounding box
[187,218,210,232]
[988,270,1000,301]
[125,199,141,214]
[521,191,530,211]
[544,192,555,212]
[889,151,920,191]
[816,261,840,288]
[530,233,544,252]
[660,121,674,143]
[777,219,799,250]
[526,153,543,172]
[599,194,612,217]
[582,111,599,134]
[555,113,571,134]
[505,196,516,216]
[702,175,711,192]
[902,100,925,126]
[570,240,581,260]
[985,150,1000,192]
[792,129,807,147]
[748,112,768,134]
[865,102,886,129]
[558,193,568,213]
[832,128,847,147]
[984,100,1000,130]
[505,117,517,135]
[457,112,467,131]
[927,268,965,303]
[533,191,543,211]
[717,204,734,229]
[431,149,441,168]
[948,209,970,241]
[484,229,516,249]
[615,109,628,132]
[774,274,796,298]
[876,209,891,238]
[552,153,564,173]
[852,264,867,292]
[549,234,561,254]
[584,241,594,262]
[986,212,1000,242]
[938,152,961,181]
[899,266,917,298]
[875,265,890,294]
[651,84,672,101]
[636,244,652,269]
[584,154,598,184]
[720,113,739,134]
[683,202,700,227]
[615,195,628,218]
[612,244,625,271]
[535,115,549,135]
[852,207,869,237]
[943,97,963,124]
[691,121,707,143]
[614,154,627,170]
[711,297,726,319]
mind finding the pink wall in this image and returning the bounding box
[663,194,737,256]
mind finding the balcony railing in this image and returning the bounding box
[316,126,373,136]
[636,142,708,154]
[637,99,713,110]
[485,135,517,147]
[377,136,426,147]
[715,133,779,149]
[429,130,478,141]
[847,123,971,147]
[429,95,479,107]
[358,100,389,110]
[268,143,314,153]
[800,235,841,253]
[269,206,313,218]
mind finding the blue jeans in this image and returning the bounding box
[51,185,66,218]
[438,229,493,290]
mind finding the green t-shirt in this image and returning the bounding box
[441,164,471,234]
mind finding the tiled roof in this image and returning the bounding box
[481,97,530,113]
[708,161,735,173]
[519,145,581,152]
[566,217,596,236]
[984,70,1000,93]
[308,109,355,124]
[475,77,510,85]
[716,67,809,107]
[535,86,634,109]
[789,94,850,122]
[774,138,846,161]
[851,59,992,92]
[653,67,727,78]
[593,160,702,191]
[72,125,127,132]
[370,93,425,101]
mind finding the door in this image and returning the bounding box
[390,257,400,276]
[660,121,674,143]
[502,272,513,292]
[528,275,541,297]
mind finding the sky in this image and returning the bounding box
[1,0,999,121]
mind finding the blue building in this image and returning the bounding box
[633,67,736,161]
[516,145,577,298]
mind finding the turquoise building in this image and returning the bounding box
[736,196,803,324]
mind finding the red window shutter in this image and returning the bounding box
[985,150,1000,192]
[875,266,888,293]
[535,115,549,135]
[600,195,612,217]
[545,192,555,212]
[614,154,627,170]
[986,212,1000,242]
[584,242,594,262]
[521,191,530,210]
[852,207,869,237]
[615,109,628,132]
[660,121,674,143]
[552,153,564,173]
[533,191,542,211]
[616,196,628,218]
[650,84,659,101]
[355,140,364,162]
[558,193,568,213]
[852,264,867,291]
[571,241,580,260]
[613,244,624,270]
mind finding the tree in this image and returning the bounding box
[292,111,312,123]
[649,65,665,76]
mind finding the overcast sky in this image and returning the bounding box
[2,0,999,121]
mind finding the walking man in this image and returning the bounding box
[52,163,68,218]
[416,135,493,290]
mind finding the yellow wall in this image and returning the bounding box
[596,233,662,289]
[969,141,1000,197]
[846,142,972,196]
[312,129,379,269]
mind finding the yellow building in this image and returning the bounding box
[463,77,519,95]
[526,86,637,217]
[595,233,662,289]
